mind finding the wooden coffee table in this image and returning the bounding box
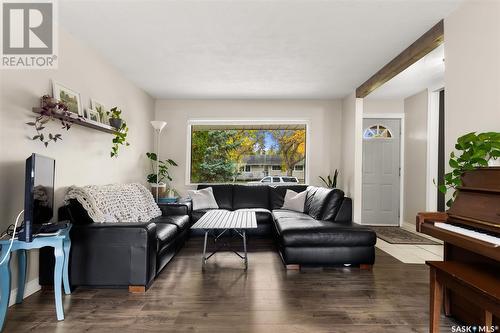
[191,210,257,270]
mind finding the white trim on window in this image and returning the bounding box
[185,119,311,185]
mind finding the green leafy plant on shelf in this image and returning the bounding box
[110,123,129,158]
[95,105,106,122]
[146,152,179,196]
[107,107,130,157]
[107,107,124,129]
[438,132,500,207]
[27,95,82,147]
[319,169,339,188]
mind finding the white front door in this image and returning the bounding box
[362,118,401,226]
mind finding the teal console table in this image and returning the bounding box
[0,226,71,331]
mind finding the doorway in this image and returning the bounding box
[437,89,445,211]
[361,118,402,226]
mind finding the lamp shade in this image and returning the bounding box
[150,120,167,131]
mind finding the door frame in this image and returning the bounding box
[426,84,445,211]
[362,113,405,226]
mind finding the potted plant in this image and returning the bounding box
[26,95,81,147]
[107,107,123,130]
[110,122,130,158]
[146,152,178,199]
[319,169,339,188]
[438,132,499,207]
[95,104,106,123]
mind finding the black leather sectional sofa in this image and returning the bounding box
[40,184,376,291]
[39,200,191,291]
[193,184,377,268]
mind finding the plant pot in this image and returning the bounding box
[149,183,167,198]
[109,118,123,130]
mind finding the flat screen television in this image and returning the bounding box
[18,153,55,242]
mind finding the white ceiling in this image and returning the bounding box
[368,44,445,99]
[59,0,461,99]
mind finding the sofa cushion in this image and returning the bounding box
[304,186,335,219]
[282,189,307,212]
[233,185,270,210]
[156,223,178,250]
[273,209,311,222]
[273,213,376,247]
[198,184,233,210]
[187,187,219,211]
[269,185,308,210]
[321,189,345,221]
[151,215,190,232]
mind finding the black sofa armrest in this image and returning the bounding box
[72,222,157,287]
[333,197,352,223]
[158,201,192,216]
[41,220,158,288]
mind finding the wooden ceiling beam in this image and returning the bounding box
[355,20,444,98]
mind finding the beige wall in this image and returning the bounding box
[444,0,500,161]
[403,90,428,224]
[364,99,404,114]
[0,29,154,295]
[154,99,342,194]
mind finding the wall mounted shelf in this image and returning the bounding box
[32,107,117,135]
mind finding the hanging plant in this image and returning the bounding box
[26,95,82,147]
[107,107,124,130]
[109,108,130,157]
[438,131,500,207]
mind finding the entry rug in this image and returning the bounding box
[370,227,441,245]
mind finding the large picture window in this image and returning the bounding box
[189,123,307,184]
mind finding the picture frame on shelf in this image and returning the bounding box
[52,81,83,116]
[91,99,109,125]
[86,109,100,123]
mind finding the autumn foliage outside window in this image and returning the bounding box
[190,125,306,184]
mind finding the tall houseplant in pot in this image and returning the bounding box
[438,132,500,207]
[319,169,339,188]
[146,152,178,199]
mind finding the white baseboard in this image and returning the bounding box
[8,278,41,307]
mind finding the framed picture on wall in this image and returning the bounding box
[52,81,83,116]
[86,109,100,122]
[91,99,109,125]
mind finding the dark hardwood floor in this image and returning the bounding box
[4,238,457,332]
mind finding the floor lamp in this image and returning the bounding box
[151,120,167,202]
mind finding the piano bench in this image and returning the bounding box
[427,261,500,333]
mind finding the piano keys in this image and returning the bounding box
[417,167,500,330]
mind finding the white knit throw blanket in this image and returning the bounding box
[65,183,161,223]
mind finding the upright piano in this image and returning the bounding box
[417,167,500,330]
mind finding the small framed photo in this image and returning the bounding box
[52,81,83,116]
[91,99,109,125]
[86,109,100,122]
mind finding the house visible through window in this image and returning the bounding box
[189,123,307,184]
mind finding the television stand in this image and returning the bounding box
[0,225,71,331]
